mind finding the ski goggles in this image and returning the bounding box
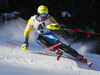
[39,14,48,18]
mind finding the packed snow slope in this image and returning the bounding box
[0,18,100,75]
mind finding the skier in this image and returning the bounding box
[21,5,92,67]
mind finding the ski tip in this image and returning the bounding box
[89,62,93,68]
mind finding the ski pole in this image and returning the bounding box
[43,42,62,53]
[5,40,21,47]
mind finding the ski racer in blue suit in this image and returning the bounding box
[21,5,62,60]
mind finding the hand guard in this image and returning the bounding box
[21,42,28,51]
[46,23,61,30]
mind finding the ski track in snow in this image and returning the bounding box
[0,18,100,75]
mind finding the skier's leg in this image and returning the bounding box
[58,43,78,57]
[42,31,60,45]
[58,43,86,61]
[36,31,60,47]
[34,34,42,46]
[58,43,92,66]
[36,33,63,60]
[36,34,52,48]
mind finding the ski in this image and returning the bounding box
[5,40,93,67]
[81,57,93,68]
[87,61,93,67]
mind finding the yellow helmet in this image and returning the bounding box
[37,5,48,14]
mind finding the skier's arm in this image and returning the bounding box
[24,18,33,42]
[47,16,61,30]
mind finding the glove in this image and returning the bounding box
[46,23,60,30]
[21,42,28,51]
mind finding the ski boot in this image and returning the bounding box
[76,53,93,67]
[53,47,63,61]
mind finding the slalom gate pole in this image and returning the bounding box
[62,29,100,35]
[5,40,21,47]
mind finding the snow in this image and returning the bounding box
[0,18,100,75]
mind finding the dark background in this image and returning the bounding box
[0,0,100,31]
[0,0,100,54]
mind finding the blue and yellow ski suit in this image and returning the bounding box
[24,15,61,46]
